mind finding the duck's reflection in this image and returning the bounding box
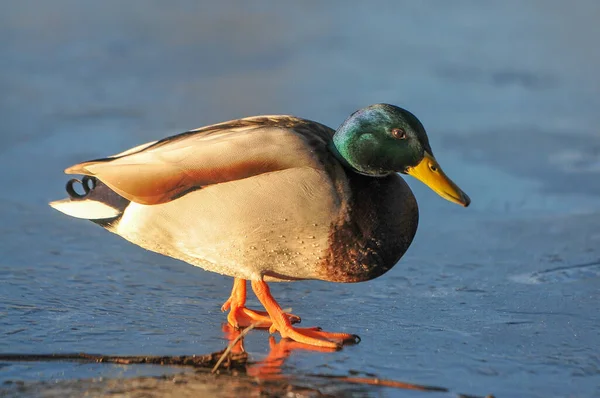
[221,324,335,379]
[220,324,481,396]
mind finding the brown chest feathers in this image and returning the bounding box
[319,173,419,283]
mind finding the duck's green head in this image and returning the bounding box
[332,103,470,207]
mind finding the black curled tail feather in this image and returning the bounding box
[50,176,131,228]
[64,176,129,210]
[66,176,97,199]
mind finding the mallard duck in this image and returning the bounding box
[50,104,470,349]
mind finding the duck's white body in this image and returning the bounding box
[113,166,342,281]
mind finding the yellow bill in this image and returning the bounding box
[405,152,471,207]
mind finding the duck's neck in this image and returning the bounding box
[327,140,357,172]
[329,131,392,177]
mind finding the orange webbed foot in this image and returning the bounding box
[271,325,360,349]
[251,280,360,349]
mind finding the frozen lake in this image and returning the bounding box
[1,1,599,396]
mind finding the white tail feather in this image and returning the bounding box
[50,198,120,220]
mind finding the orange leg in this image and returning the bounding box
[222,278,300,329]
[251,280,360,349]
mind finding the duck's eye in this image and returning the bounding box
[391,128,406,140]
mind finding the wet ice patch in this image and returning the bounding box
[550,149,600,173]
[510,260,600,284]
